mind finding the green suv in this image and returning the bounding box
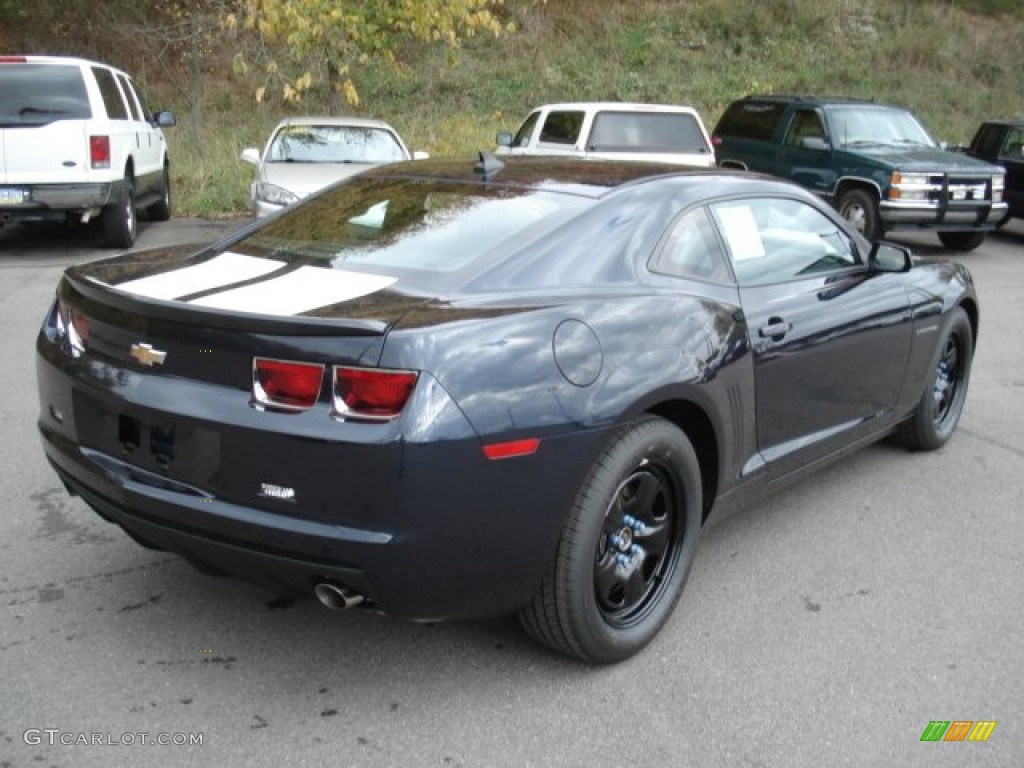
[712,95,1007,251]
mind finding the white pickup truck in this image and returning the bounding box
[0,55,176,247]
[495,102,716,167]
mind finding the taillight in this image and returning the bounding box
[56,298,89,356]
[90,136,110,169]
[252,357,324,412]
[333,366,418,421]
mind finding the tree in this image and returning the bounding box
[224,0,516,107]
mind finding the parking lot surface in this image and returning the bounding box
[1,218,1021,767]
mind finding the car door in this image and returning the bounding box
[997,125,1024,217]
[777,108,836,196]
[709,195,913,481]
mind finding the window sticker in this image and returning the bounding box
[716,205,765,261]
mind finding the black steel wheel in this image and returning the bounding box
[894,307,973,451]
[837,188,883,242]
[519,416,702,663]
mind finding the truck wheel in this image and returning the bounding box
[837,188,883,242]
[147,166,171,222]
[937,231,985,252]
[101,176,137,248]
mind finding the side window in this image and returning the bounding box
[538,111,584,146]
[650,208,731,282]
[974,124,1004,157]
[116,74,144,121]
[709,198,857,286]
[717,102,786,140]
[91,66,128,120]
[1001,127,1024,158]
[512,111,540,147]
[785,110,826,146]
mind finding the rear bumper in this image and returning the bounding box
[37,343,608,620]
[0,183,112,222]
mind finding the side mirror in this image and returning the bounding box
[869,241,912,273]
[153,110,176,128]
[495,131,513,147]
[801,136,829,151]
[240,147,261,166]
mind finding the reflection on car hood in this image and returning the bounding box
[260,161,378,197]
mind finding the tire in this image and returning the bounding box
[519,416,702,663]
[893,307,973,451]
[147,165,171,222]
[937,230,985,252]
[837,188,883,242]
[101,176,137,248]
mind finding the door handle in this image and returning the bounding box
[758,318,792,341]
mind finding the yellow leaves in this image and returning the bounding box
[341,79,360,107]
[226,0,520,105]
[255,86,266,103]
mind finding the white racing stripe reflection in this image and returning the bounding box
[115,252,285,300]
[188,266,396,316]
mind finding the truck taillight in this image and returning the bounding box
[252,358,324,412]
[90,136,110,169]
[333,366,418,421]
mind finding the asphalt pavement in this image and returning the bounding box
[0,217,1021,767]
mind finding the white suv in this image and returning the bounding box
[495,102,715,167]
[0,55,176,247]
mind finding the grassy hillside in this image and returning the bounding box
[6,0,1024,216]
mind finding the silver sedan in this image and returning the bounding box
[241,116,427,217]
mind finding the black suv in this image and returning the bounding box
[712,95,1007,251]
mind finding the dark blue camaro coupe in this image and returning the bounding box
[36,156,976,662]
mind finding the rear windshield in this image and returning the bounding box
[588,111,710,153]
[0,63,92,125]
[229,176,592,277]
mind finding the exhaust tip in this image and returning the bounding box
[313,581,365,610]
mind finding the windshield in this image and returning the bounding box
[829,106,936,149]
[268,125,408,164]
[0,63,91,125]
[230,177,592,276]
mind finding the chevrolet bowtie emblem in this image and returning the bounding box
[130,342,167,367]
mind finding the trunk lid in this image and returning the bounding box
[64,243,433,382]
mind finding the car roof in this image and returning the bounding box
[271,116,399,131]
[734,94,905,110]
[362,155,793,200]
[0,55,121,71]
[529,102,701,114]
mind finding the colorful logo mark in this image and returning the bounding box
[920,720,997,742]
